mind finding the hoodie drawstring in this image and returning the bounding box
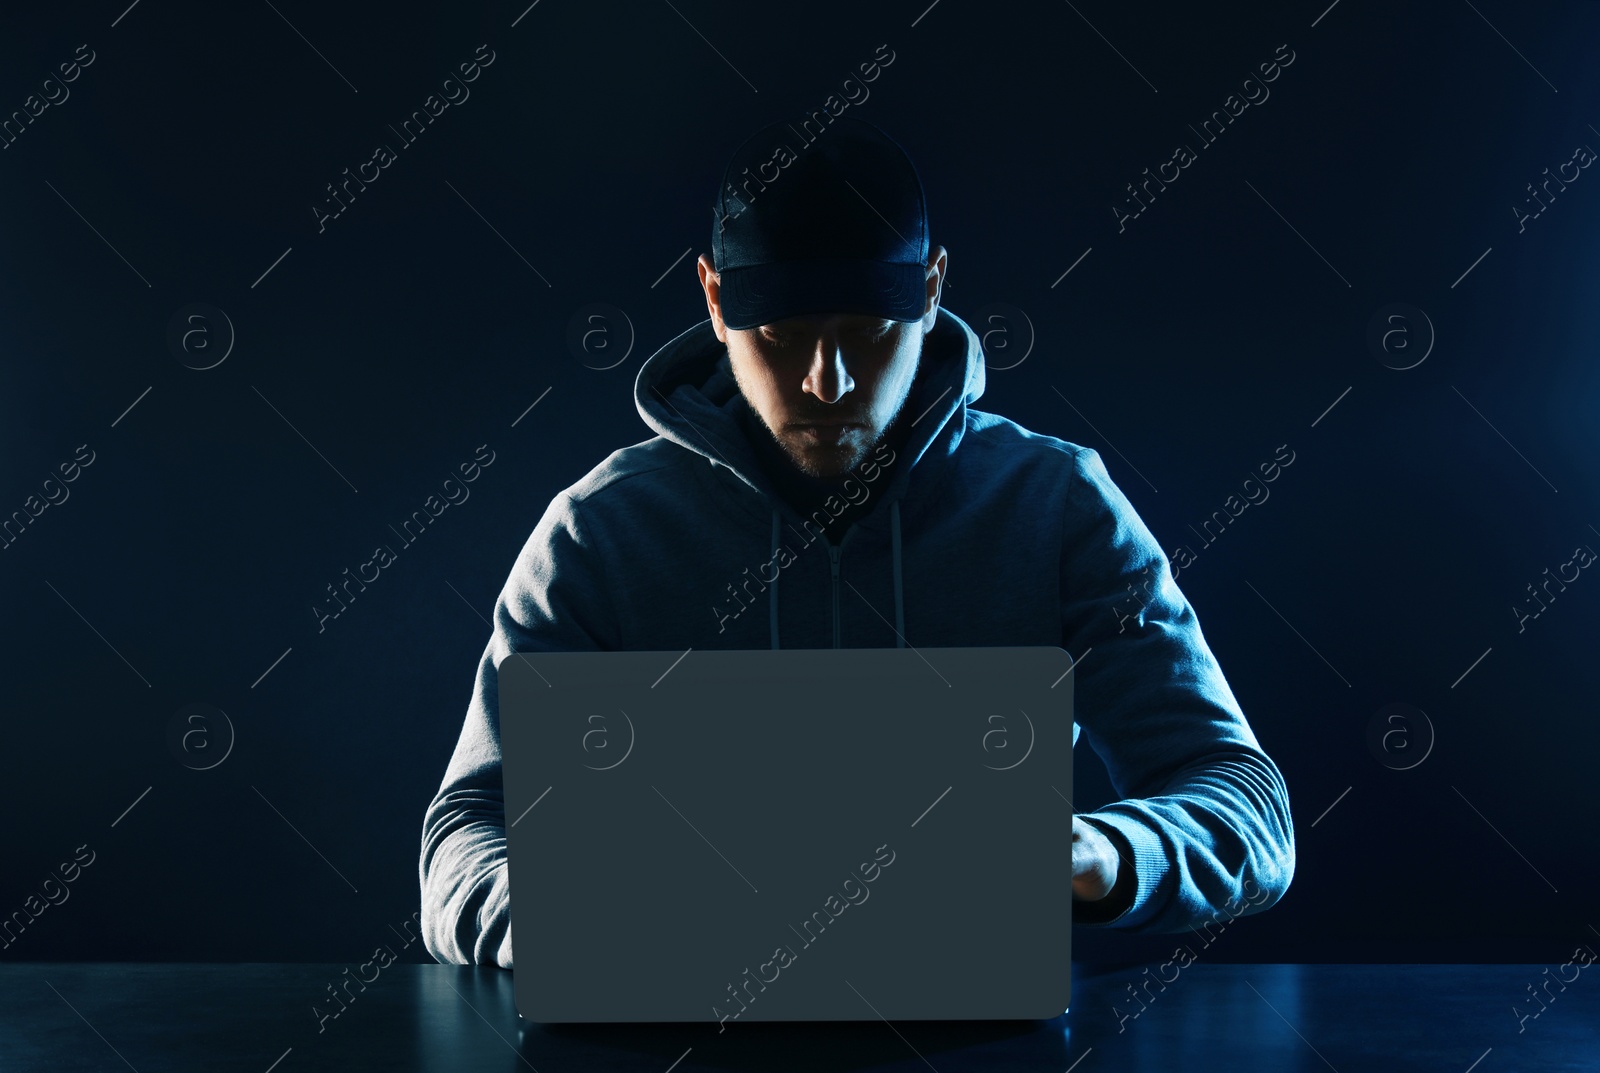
[769,500,904,650]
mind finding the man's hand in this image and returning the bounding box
[496,923,514,970]
[1072,814,1122,902]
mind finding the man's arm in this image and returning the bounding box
[419,491,617,967]
[1059,446,1296,931]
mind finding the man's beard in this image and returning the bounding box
[753,393,910,481]
[728,347,920,482]
[779,430,874,480]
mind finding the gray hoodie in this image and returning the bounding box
[418,306,1296,967]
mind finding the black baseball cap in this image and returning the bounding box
[709,115,930,331]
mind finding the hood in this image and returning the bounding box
[633,306,987,649]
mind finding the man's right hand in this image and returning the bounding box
[496,922,513,970]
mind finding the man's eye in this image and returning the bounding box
[761,326,888,346]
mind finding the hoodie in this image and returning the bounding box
[418,306,1296,968]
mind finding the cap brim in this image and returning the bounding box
[719,259,926,331]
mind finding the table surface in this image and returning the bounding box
[1,962,1595,1072]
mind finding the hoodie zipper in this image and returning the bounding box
[828,525,861,648]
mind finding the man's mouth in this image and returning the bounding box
[793,423,860,444]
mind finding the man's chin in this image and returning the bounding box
[780,439,869,481]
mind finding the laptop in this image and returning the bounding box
[498,645,1076,1025]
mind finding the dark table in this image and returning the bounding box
[1,962,1595,1071]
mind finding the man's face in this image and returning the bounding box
[725,311,922,480]
[699,249,945,481]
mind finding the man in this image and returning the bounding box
[419,116,1295,969]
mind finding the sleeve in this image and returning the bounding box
[418,491,618,967]
[1059,446,1296,931]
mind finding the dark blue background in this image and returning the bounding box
[2,0,1597,969]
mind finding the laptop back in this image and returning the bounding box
[499,645,1075,1024]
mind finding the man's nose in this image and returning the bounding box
[802,341,855,404]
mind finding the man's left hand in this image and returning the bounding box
[1071,814,1121,902]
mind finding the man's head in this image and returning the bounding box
[704,116,942,480]
[698,247,947,480]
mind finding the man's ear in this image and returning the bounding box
[697,253,728,342]
[921,245,948,333]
